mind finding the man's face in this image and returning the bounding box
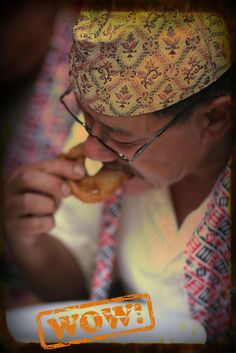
[77,98,205,193]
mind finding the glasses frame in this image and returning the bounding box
[60,87,189,164]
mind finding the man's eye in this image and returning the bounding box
[112,139,141,149]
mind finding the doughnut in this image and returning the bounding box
[59,143,131,203]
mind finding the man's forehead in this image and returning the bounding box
[77,96,157,136]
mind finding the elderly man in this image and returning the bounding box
[5,9,234,344]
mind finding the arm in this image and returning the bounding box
[8,233,88,301]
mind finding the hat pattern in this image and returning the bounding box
[69,11,231,116]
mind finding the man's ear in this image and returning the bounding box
[202,96,232,141]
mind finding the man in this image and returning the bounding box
[4,8,235,344]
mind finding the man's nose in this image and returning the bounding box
[84,135,117,163]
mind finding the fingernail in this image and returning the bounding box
[61,183,71,196]
[73,164,84,176]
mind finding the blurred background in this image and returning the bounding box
[0,0,82,309]
[0,1,82,164]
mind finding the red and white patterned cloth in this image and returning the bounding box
[91,161,231,343]
[90,190,122,300]
[183,162,231,343]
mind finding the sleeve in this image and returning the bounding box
[49,195,102,290]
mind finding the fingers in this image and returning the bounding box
[4,156,86,247]
[34,158,85,179]
[7,157,85,189]
[6,169,70,200]
[6,193,56,218]
[5,158,85,197]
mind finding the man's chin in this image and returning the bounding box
[121,176,155,195]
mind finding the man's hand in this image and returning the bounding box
[4,157,85,250]
[3,157,89,301]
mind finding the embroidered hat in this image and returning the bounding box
[69,10,231,116]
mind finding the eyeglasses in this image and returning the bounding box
[60,87,184,164]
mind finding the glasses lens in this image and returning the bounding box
[62,89,147,162]
[62,92,91,142]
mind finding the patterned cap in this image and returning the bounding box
[69,10,231,116]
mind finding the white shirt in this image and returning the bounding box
[49,187,208,343]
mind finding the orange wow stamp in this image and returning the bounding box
[36,293,155,349]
